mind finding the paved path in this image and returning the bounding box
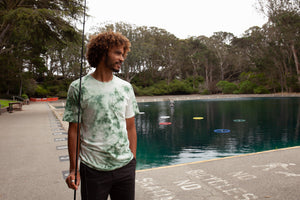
[0,102,75,199]
[1,101,299,200]
[136,147,300,200]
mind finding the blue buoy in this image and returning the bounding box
[214,129,230,133]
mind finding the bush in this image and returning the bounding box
[201,89,210,95]
[254,86,270,94]
[168,79,195,94]
[21,94,29,99]
[132,79,197,96]
[216,81,238,94]
[57,91,68,98]
[48,85,60,96]
[35,85,49,97]
[238,80,257,94]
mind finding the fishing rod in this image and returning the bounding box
[74,0,87,199]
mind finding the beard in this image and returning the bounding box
[105,57,121,73]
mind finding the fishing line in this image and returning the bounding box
[74,0,87,199]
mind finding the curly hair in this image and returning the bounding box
[86,31,131,68]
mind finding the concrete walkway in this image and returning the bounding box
[0,102,75,199]
[1,101,299,200]
[136,147,300,200]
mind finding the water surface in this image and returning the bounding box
[135,97,300,170]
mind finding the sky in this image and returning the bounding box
[83,0,267,39]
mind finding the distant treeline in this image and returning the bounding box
[0,0,299,98]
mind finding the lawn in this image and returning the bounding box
[0,99,16,107]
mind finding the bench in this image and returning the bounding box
[8,102,22,113]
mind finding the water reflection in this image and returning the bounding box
[135,97,300,170]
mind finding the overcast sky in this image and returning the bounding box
[83,0,267,39]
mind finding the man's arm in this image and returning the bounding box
[126,117,137,158]
[65,122,81,190]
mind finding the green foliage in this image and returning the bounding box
[237,80,257,94]
[286,75,300,92]
[185,76,204,89]
[56,91,68,98]
[0,0,83,97]
[168,79,195,94]
[1,2,300,97]
[254,86,270,94]
[239,72,267,86]
[216,81,238,94]
[35,85,49,97]
[201,89,210,95]
[23,78,37,97]
[0,100,15,107]
[133,79,197,96]
[236,72,272,94]
[21,94,28,99]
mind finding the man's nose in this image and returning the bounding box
[120,55,124,62]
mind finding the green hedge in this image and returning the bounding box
[133,79,198,96]
[216,81,238,94]
[216,80,270,94]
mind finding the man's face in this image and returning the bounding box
[105,46,125,72]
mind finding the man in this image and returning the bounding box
[63,31,139,200]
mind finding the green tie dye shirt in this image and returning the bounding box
[63,74,139,171]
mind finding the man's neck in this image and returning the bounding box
[91,66,113,82]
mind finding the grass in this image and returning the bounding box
[0,99,17,107]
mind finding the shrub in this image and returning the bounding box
[57,91,68,98]
[254,86,270,94]
[216,81,238,94]
[132,79,197,96]
[201,89,210,95]
[35,85,49,97]
[21,94,29,99]
[169,79,195,94]
[238,80,257,94]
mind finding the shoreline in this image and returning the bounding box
[135,93,300,102]
[48,93,300,131]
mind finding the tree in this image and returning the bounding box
[0,0,84,95]
[204,32,235,81]
[257,0,300,85]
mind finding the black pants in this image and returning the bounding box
[80,159,136,200]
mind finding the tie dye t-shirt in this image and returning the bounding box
[63,74,139,171]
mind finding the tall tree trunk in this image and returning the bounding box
[291,44,300,83]
[204,60,209,89]
[19,78,22,96]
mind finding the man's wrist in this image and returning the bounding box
[69,169,80,173]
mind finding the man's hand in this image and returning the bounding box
[66,170,80,190]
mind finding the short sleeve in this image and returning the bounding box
[63,83,82,123]
[125,85,139,119]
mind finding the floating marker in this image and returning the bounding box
[233,119,246,122]
[214,129,230,133]
[160,116,170,119]
[193,117,204,120]
[159,122,172,125]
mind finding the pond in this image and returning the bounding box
[135,97,300,170]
